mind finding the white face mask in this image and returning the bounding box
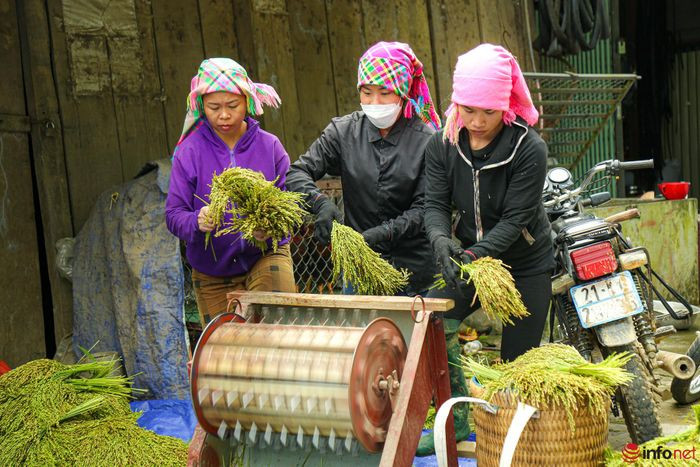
[361,102,402,129]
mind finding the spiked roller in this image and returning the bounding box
[187,292,459,467]
[191,314,407,453]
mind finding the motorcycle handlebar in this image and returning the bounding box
[544,159,654,208]
[618,159,654,170]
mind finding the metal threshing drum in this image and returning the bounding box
[190,313,407,453]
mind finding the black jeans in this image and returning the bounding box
[427,271,551,362]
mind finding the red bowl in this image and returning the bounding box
[658,182,690,200]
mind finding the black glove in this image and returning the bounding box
[455,252,474,287]
[362,224,391,248]
[434,236,475,289]
[312,195,342,246]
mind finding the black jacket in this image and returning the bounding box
[424,118,554,276]
[286,112,436,293]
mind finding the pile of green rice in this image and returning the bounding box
[0,358,188,466]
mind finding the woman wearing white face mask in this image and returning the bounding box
[287,41,440,295]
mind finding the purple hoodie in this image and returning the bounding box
[166,117,291,277]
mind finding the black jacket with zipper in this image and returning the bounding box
[286,112,436,293]
[424,118,555,276]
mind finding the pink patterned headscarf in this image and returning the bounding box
[357,42,441,129]
[176,58,281,148]
[443,44,538,145]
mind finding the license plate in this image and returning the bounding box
[570,271,644,328]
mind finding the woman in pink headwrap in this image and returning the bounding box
[166,58,296,325]
[417,44,555,455]
[287,41,441,295]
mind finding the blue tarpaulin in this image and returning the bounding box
[411,430,478,466]
[129,404,479,464]
[73,160,189,399]
[131,399,197,442]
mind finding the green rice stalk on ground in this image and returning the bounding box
[432,256,530,325]
[0,358,186,466]
[605,404,700,466]
[25,413,188,467]
[206,167,307,252]
[330,221,409,295]
[463,343,634,433]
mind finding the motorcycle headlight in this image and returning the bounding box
[618,250,648,270]
[548,167,572,185]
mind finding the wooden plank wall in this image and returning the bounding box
[0,1,47,366]
[42,0,531,232]
[3,0,531,363]
[17,0,75,350]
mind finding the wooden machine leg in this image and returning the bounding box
[428,315,458,460]
[380,311,458,467]
[187,425,218,467]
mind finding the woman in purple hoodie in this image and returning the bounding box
[166,58,296,325]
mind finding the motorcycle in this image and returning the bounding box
[543,159,696,443]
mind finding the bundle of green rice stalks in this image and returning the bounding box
[463,343,634,432]
[432,256,529,325]
[0,359,135,437]
[330,221,409,295]
[207,167,307,251]
[0,358,187,466]
[605,404,700,466]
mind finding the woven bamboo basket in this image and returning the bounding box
[474,391,609,466]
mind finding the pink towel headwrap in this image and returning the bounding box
[443,44,538,145]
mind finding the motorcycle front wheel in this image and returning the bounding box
[671,333,700,405]
[607,344,662,444]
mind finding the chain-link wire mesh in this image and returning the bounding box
[181,179,343,347]
[183,178,345,331]
[289,178,343,294]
